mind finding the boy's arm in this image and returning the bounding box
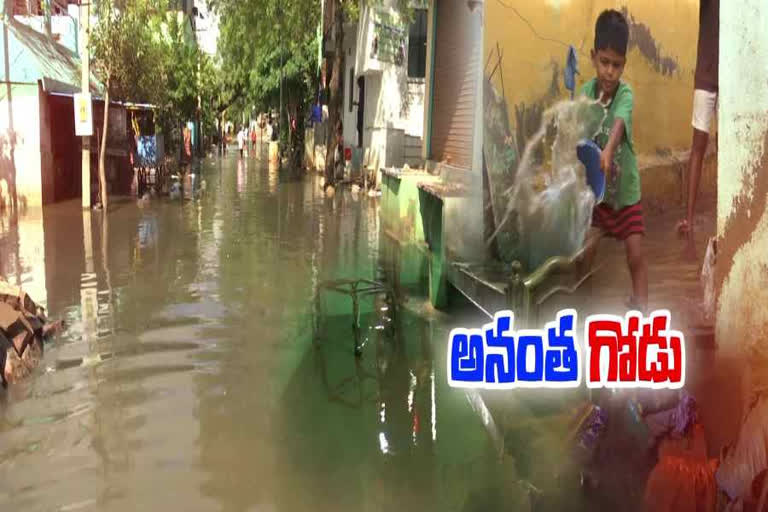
[601,86,634,174]
[600,119,626,174]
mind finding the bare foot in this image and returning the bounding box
[676,220,698,261]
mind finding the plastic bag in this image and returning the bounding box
[644,424,718,512]
[716,394,768,501]
[701,237,717,321]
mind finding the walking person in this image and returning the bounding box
[676,0,718,259]
[237,127,245,158]
[182,124,193,172]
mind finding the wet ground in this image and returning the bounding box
[0,150,721,511]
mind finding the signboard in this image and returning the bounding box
[371,10,406,66]
[74,93,93,136]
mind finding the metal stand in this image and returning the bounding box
[313,278,397,357]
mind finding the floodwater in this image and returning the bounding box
[0,153,521,512]
[0,150,719,512]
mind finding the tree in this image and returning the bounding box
[214,0,320,171]
[323,0,344,188]
[89,0,163,209]
[154,12,200,155]
[322,0,412,188]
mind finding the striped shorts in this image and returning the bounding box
[592,202,645,240]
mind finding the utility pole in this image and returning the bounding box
[279,4,284,149]
[196,57,201,156]
[80,0,91,209]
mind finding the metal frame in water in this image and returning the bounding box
[313,278,398,357]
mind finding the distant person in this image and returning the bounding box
[251,127,257,150]
[677,0,719,259]
[266,120,274,143]
[237,127,245,158]
[182,125,193,171]
[334,119,345,180]
[579,9,647,313]
[271,120,279,142]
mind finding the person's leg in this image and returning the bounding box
[625,233,648,312]
[680,129,710,253]
[678,90,716,257]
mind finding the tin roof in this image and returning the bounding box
[0,18,101,93]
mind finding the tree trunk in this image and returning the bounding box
[98,80,110,210]
[292,101,306,176]
[324,0,344,187]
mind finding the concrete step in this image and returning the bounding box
[639,150,717,213]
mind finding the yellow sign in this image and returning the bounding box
[74,93,93,136]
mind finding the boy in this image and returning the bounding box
[580,10,648,312]
[677,0,718,259]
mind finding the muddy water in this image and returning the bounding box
[0,150,719,511]
[0,155,515,512]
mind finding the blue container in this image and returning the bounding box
[576,139,605,203]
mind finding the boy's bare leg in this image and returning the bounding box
[625,233,648,311]
[678,128,709,259]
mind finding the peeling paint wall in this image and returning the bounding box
[484,0,699,156]
[0,84,42,209]
[355,1,426,170]
[716,0,768,360]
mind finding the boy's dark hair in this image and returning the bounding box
[594,9,629,56]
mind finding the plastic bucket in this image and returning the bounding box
[577,139,605,203]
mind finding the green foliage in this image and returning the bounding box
[90,0,220,149]
[214,0,321,138]
[154,13,200,134]
[89,0,164,102]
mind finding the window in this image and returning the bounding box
[407,9,428,79]
[349,67,355,112]
[13,0,42,15]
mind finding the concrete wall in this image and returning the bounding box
[716,0,768,364]
[342,24,358,151]
[485,0,700,158]
[355,1,426,171]
[38,83,53,204]
[0,83,42,209]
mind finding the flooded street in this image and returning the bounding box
[0,154,507,512]
[0,151,721,512]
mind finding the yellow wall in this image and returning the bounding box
[484,0,699,156]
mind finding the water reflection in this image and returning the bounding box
[236,157,247,196]
[0,208,47,308]
[0,154,505,511]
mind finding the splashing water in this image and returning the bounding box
[489,97,607,271]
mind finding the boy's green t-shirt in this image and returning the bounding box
[579,78,640,209]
